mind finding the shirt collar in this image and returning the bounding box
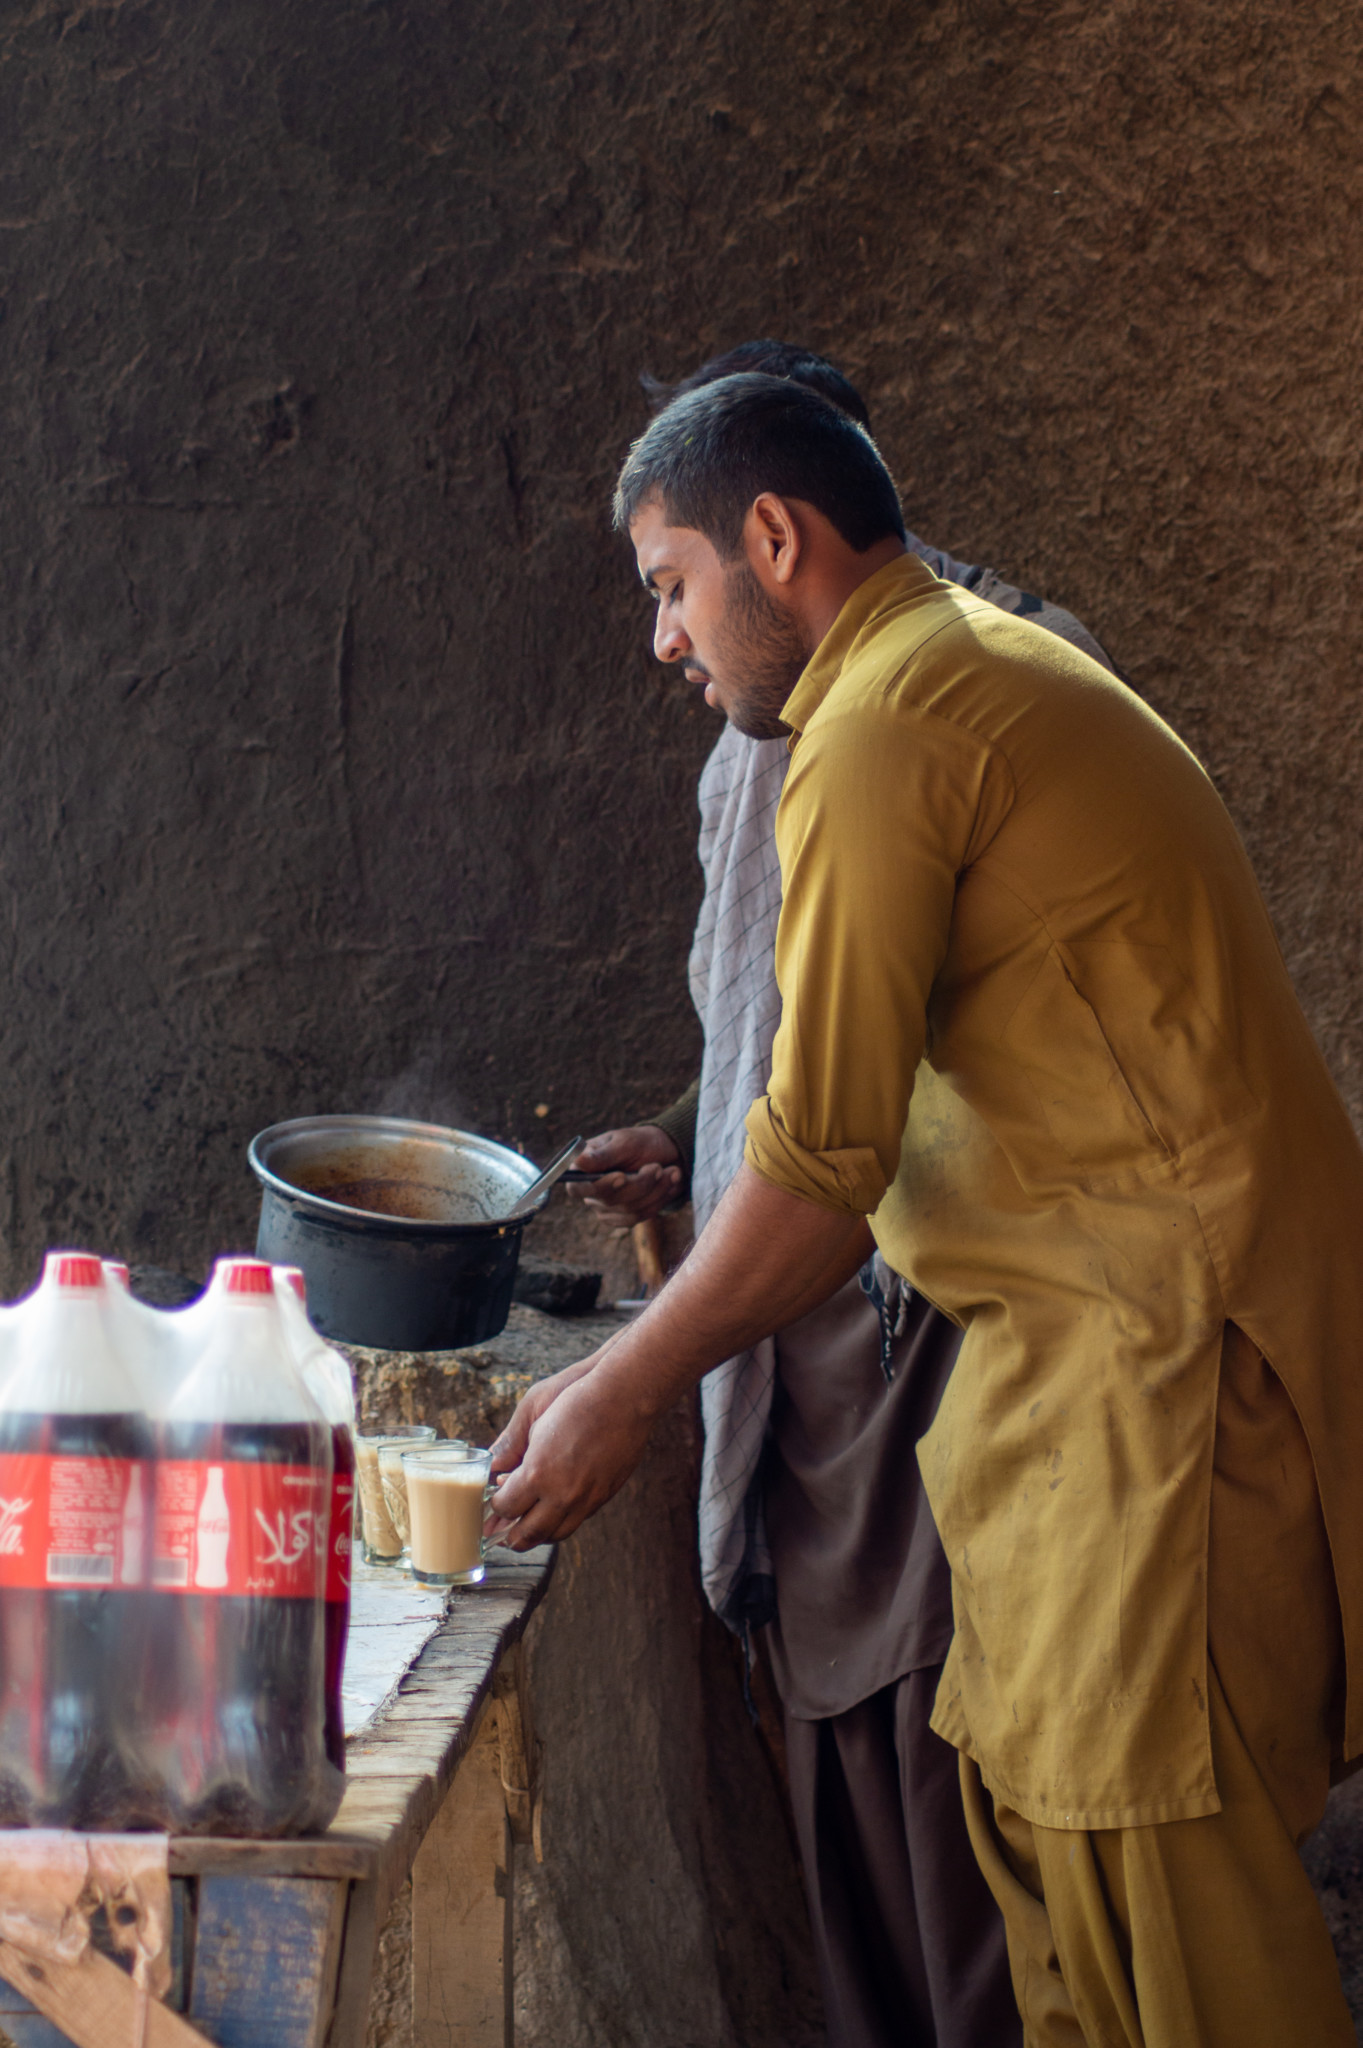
[781,552,942,738]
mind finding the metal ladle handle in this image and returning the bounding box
[500,1136,584,1222]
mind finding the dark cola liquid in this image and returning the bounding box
[0,1408,157,1831]
[148,1416,327,1838]
[324,1423,355,1772]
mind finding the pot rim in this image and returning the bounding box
[247,1113,549,1236]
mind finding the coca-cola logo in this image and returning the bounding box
[253,1507,315,1569]
[0,1494,32,1557]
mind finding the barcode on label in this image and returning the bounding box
[46,1554,114,1585]
[153,1557,190,1587]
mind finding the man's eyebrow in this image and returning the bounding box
[640,565,668,594]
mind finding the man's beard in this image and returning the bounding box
[710,563,810,740]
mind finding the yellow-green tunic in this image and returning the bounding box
[744,552,1363,1829]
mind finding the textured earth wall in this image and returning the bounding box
[0,0,1359,1290]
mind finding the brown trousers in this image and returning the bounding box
[784,1667,1022,2048]
[958,1324,1354,2047]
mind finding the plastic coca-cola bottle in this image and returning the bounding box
[148,1256,338,1836]
[274,1266,355,1777]
[102,1259,196,1420]
[0,1252,158,1829]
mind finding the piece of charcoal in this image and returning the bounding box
[511,1257,602,1316]
[128,1263,203,1308]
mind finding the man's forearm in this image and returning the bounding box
[594,1161,872,1420]
[487,1163,874,1546]
[488,1163,872,1543]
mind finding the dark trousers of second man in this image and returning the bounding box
[761,1276,1020,2048]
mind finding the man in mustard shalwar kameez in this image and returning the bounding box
[489,373,1363,2046]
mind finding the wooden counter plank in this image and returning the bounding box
[166,1836,376,1879]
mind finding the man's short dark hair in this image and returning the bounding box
[613,372,905,559]
[641,340,872,431]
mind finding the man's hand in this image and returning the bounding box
[488,1356,599,1489]
[574,1126,683,1225]
[487,1365,653,1546]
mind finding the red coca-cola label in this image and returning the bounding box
[326,1472,354,1604]
[153,1460,326,1599]
[0,1453,146,1590]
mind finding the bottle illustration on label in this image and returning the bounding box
[194,1467,230,1589]
[119,1464,143,1587]
[0,1492,31,1559]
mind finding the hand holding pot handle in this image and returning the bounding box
[573,1127,682,1226]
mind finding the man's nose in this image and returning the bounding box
[653,611,690,664]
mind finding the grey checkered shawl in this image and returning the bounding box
[691,540,1114,1628]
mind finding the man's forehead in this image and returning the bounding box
[629,500,716,583]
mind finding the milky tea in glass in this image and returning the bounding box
[355,1427,436,1562]
[402,1446,492,1586]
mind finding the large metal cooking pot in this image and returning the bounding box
[248,1114,548,1351]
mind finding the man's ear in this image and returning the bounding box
[745,493,803,587]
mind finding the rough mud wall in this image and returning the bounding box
[0,0,1360,1291]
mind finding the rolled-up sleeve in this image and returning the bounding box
[744,692,1012,1214]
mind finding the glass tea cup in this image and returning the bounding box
[355,1425,437,1562]
[402,1445,493,1587]
[378,1434,468,1557]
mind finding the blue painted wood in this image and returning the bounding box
[188,1874,345,2048]
[0,2014,75,2048]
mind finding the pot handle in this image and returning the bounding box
[499,1136,584,1222]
